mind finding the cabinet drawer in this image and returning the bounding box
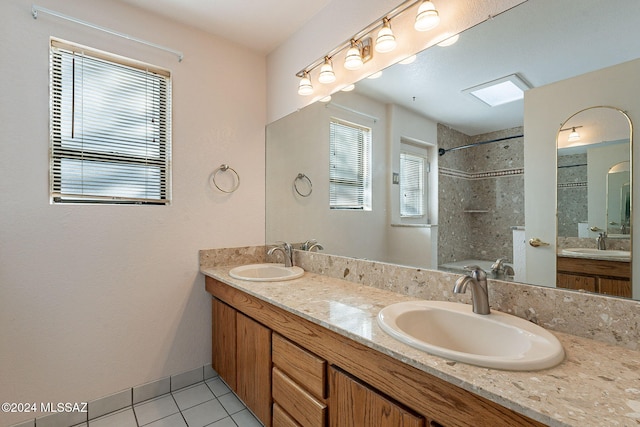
[273,367,326,427]
[273,403,301,427]
[273,333,326,399]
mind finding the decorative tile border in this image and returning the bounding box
[558,182,587,188]
[439,167,524,180]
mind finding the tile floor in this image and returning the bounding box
[72,378,262,427]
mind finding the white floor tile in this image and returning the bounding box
[205,378,231,397]
[88,408,137,427]
[217,393,245,415]
[208,417,237,427]
[134,394,179,426]
[172,383,215,411]
[181,400,228,427]
[231,409,263,427]
[144,413,188,427]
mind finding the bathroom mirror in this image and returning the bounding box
[607,162,631,236]
[555,106,632,297]
[266,0,640,299]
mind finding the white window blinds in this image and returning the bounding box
[400,151,426,217]
[50,39,171,204]
[329,119,371,210]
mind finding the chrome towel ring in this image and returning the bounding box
[212,164,240,193]
[294,173,312,197]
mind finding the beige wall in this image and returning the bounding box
[524,58,640,293]
[0,0,265,424]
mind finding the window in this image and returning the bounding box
[400,149,427,217]
[329,118,371,210]
[50,39,171,204]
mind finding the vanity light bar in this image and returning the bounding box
[296,0,440,94]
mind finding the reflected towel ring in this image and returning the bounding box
[212,164,240,193]
[294,173,312,197]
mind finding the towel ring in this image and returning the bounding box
[212,164,240,193]
[294,173,312,197]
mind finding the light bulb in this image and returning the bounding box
[344,40,364,70]
[375,18,396,53]
[399,55,416,65]
[318,57,336,84]
[437,34,459,47]
[297,72,313,96]
[568,127,580,142]
[341,84,355,92]
[415,0,440,31]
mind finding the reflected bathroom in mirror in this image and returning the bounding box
[266,0,640,299]
[556,106,632,298]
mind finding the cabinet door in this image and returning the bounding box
[329,367,425,427]
[557,273,596,293]
[212,298,237,390]
[237,312,272,427]
[599,278,632,298]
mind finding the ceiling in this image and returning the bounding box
[116,0,333,54]
[116,0,640,136]
[355,0,640,136]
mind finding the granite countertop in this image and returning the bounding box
[201,265,640,427]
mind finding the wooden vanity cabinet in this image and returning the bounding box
[211,298,272,426]
[206,277,546,427]
[329,366,425,427]
[557,256,631,297]
[272,333,327,426]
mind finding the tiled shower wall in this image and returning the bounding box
[438,124,524,265]
[557,152,588,237]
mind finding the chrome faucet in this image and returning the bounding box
[596,232,607,250]
[267,242,293,267]
[453,266,490,315]
[490,258,515,278]
[301,239,324,252]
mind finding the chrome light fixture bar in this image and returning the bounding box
[296,0,440,95]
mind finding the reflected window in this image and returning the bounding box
[400,152,426,217]
[400,140,428,218]
[329,118,371,210]
[49,39,172,205]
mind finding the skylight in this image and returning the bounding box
[463,74,531,107]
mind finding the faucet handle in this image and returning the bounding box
[463,265,487,279]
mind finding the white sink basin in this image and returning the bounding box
[562,247,630,260]
[377,300,564,371]
[229,263,304,282]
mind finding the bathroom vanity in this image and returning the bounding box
[556,255,631,297]
[205,275,544,427]
[200,250,640,427]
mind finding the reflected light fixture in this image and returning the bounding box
[320,95,332,103]
[341,84,355,92]
[399,55,416,65]
[297,71,313,96]
[375,17,397,53]
[318,57,336,84]
[344,39,364,70]
[414,0,440,31]
[437,33,459,47]
[368,71,383,79]
[568,127,581,142]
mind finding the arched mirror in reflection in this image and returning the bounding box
[556,106,632,298]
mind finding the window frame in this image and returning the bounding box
[49,38,172,205]
[399,140,429,219]
[329,118,372,210]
